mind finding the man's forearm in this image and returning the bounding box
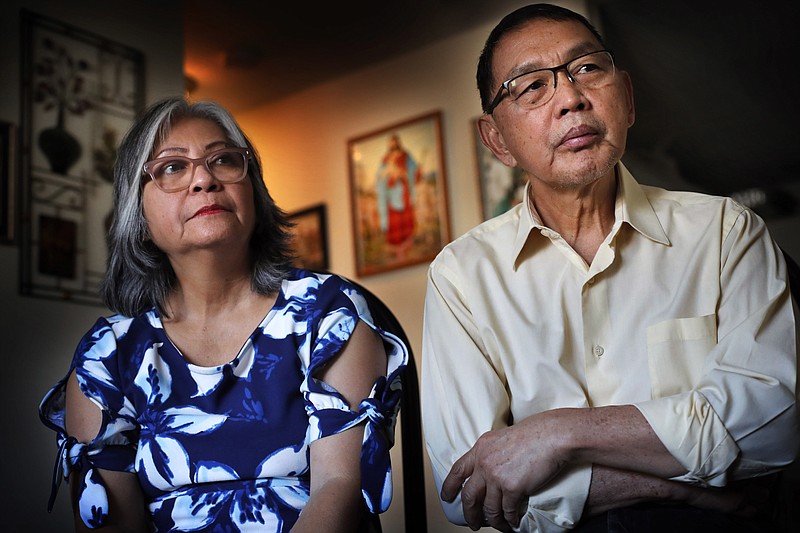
[585,464,675,516]
[552,404,686,478]
[585,464,771,517]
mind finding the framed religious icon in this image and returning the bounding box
[19,10,144,304]
[287,203,329,271]
[472,118,526,221]
[347,111,451,277]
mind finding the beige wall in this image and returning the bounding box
[228,2,587,531]
[0,1,184,530]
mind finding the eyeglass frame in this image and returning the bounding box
[485,49,615,115]
[142,147,252,193]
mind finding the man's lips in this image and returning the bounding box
[558,125,600,149]
[191,204,228,218]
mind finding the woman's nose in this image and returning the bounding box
[189,162,219,192]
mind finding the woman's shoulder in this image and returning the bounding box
[283,268,357,292]
[87,308,160,335]
[74,308,161,358]
[281,268,365,312]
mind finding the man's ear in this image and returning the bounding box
[477,115,517,167]
[621,70,635,128]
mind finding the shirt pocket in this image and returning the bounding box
[646,315,717,399]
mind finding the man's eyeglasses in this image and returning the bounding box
[486,50,616,114]
[142,147,251,193]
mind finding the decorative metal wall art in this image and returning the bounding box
[19,10,144,305]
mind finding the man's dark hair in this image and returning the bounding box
[476,3,607,113]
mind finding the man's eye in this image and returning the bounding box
[574,62,602,75]
[513,76,549,101]
[522,79,547,93]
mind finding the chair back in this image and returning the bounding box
[313,271,428,532]
[347,278,428,533]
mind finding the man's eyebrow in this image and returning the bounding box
[501,41,601,81]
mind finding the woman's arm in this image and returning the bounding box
[292,320,386,533]
[65,372,150,532]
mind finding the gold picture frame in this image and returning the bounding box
[472,118,526,221]
[347,111,451,277]
[287,203,329,271]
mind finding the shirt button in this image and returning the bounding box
[594,345,604,357]
[587,277,595,285]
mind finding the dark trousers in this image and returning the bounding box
[573,504,770,533]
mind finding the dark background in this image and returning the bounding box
[591,0,799,218]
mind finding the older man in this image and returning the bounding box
[422,4,798,533]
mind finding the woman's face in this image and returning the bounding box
[141,117,256,260]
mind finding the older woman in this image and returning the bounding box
[40,97,407,532]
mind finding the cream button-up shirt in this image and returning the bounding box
[421,163,798,532]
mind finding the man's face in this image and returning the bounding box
[480,18,635,191]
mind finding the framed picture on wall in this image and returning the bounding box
[473,118,526,221]
[347,111,451,277]
[19,10,144,305]
[1,121,17,244]
[287,203,329,271]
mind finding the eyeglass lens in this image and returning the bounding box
[505,51,615,110]
[146,149,248,192]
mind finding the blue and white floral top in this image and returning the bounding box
[40,270,408,531]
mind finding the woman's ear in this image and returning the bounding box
[477,115,517,167]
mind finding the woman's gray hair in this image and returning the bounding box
[102,96,294,317]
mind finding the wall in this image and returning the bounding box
[231,1,586,531]
[0,1,184,530]
[230,1,800,531]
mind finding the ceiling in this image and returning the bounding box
[183,0,519,112]
[183,0,799,219]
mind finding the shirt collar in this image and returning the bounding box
[616,162,670,246]
[511,162,670,269]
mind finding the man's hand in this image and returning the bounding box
[439,406,689,531]
[440,412,569,531]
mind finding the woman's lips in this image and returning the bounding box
[192,204,227,218]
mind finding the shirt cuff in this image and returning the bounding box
[518,463,591,533]
[634,391,740,486]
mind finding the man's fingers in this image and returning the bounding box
[461,473,487,531]
[441,449,475,502]
[484,485,514,532]
[502,493,527,529]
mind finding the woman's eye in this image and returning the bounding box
[210,152,236,166]
[161,161,187,175]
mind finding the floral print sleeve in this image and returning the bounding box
[298,275,407,514]
[39,316,140,528]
